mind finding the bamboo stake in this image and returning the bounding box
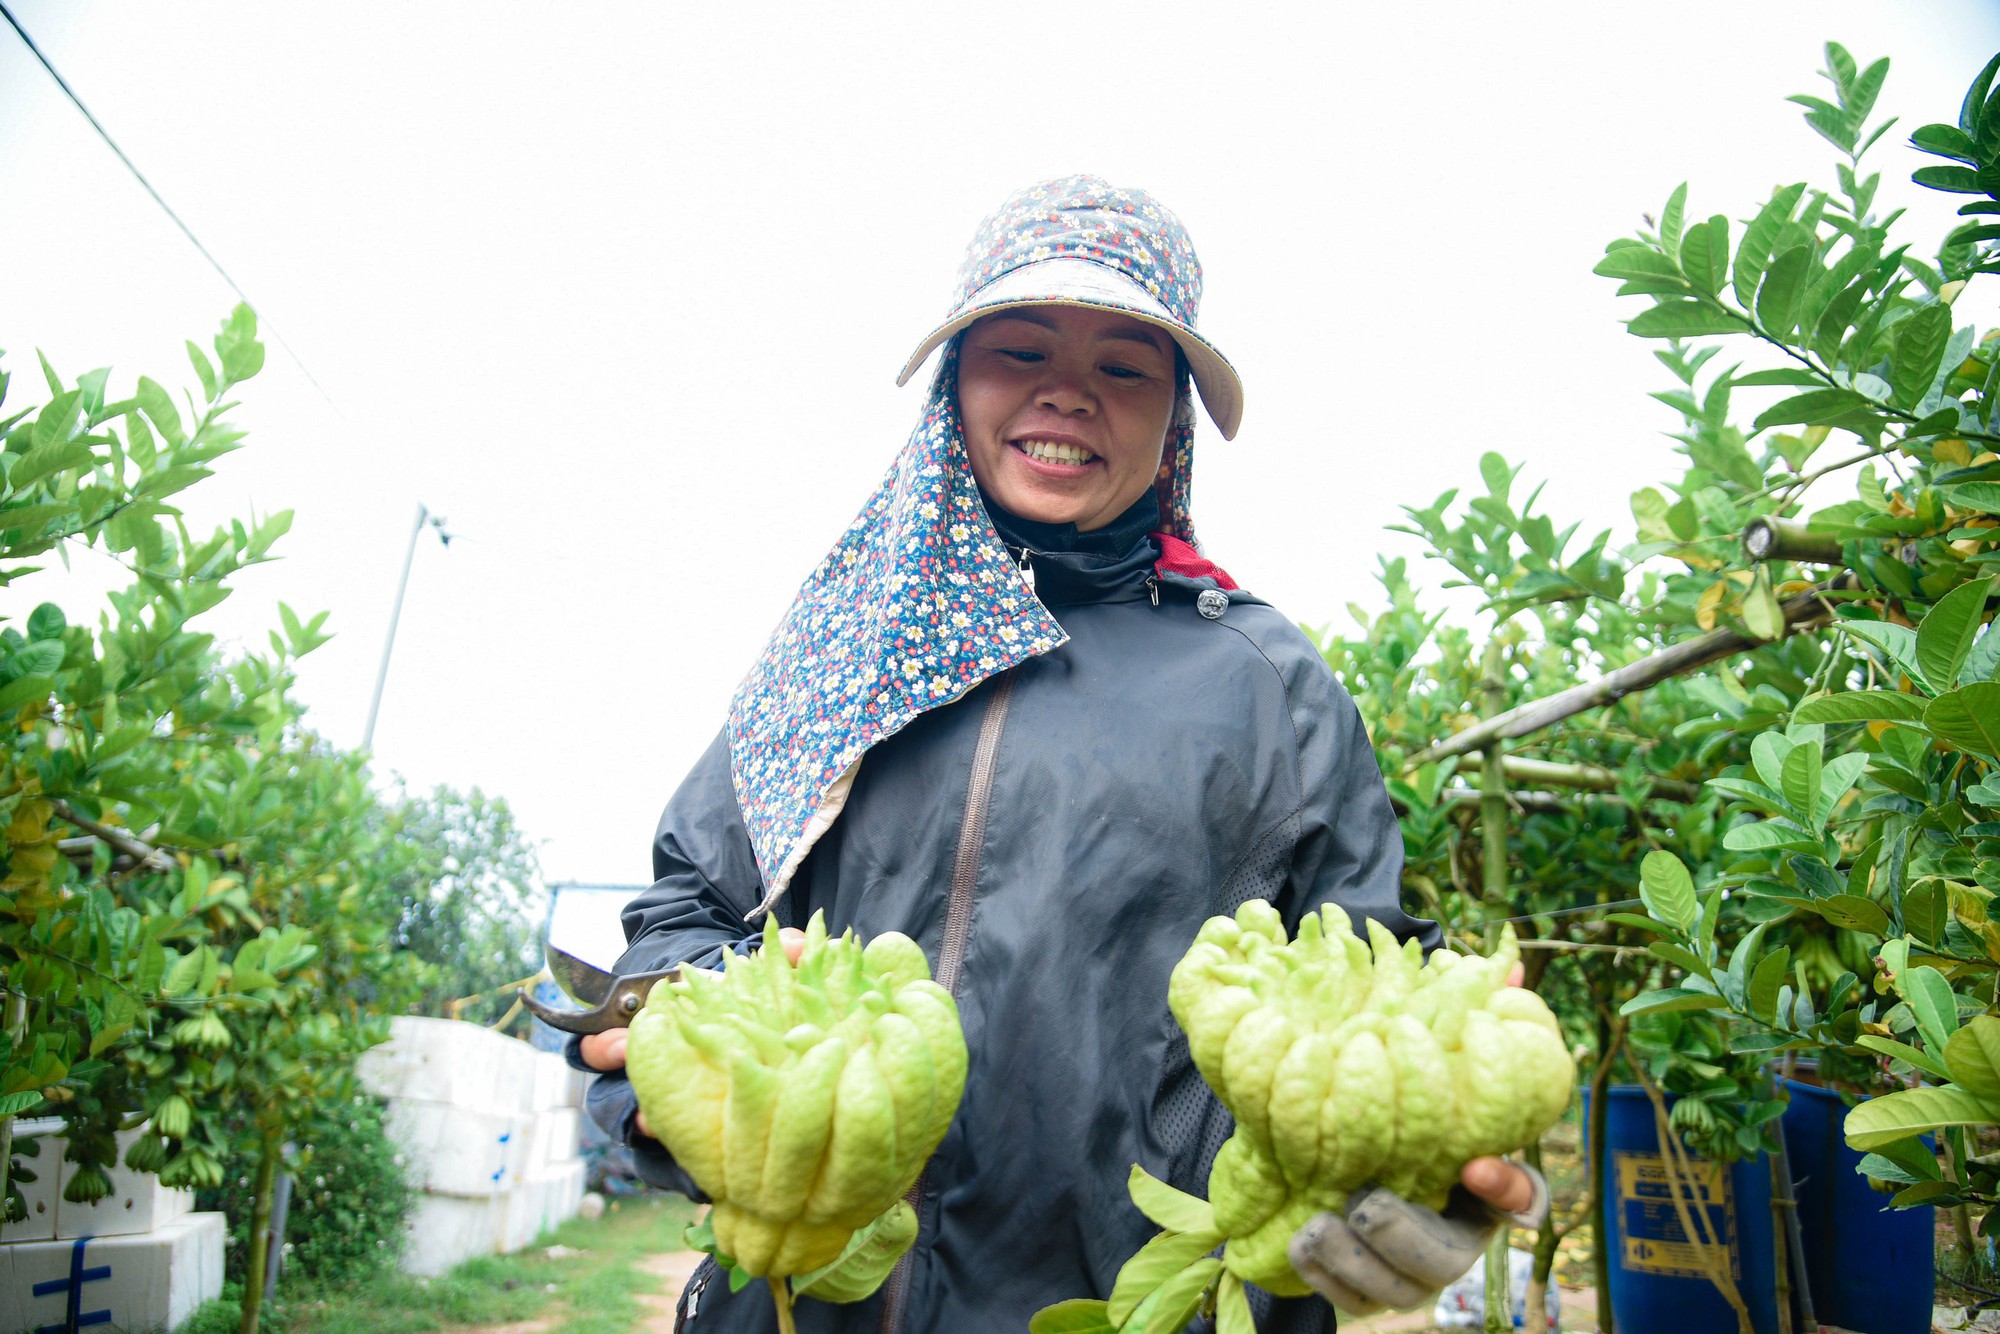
[1634,1068,1752,1334]
[1478,642,1513,1334]
[1404,577,1855,770]
[1455,754,1701,802]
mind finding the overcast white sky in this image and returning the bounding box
[3,3,1997,889]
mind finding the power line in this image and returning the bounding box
[0,1,340,413]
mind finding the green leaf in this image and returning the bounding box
[1627,300,1746,339]
[1926,684,2000,756]
[1904,880,1949,946]
[133,376,184,446]
[1134,1259,1221,1334]
[1855,1035,1953,1081]
[1816,894,1891,934]
[11,640,64,676]
[1905,965,1961,1057]
[1639,851,1698,930]
[1860,1138,1943,1185]
[1029,1300,1117,1334]
[1892,1180,1964,1209]
[1834,621,1929,692]
[1734,183,1809,306]
[1679,217,1729,295]
[1723,820,1823,856]
[1780,741,1823,821]
[1107,1230,1224,1327]
[1793,690,1929,724]
[1916,165,1987,195]
[185,341,218,402]
[1957,52,2000,135]
[0,1091,45,1116]
[1752,388,1873,431]
[1648,941,1712,979]
[1621,987,1730,1016]
[1889,304,1953,408]
[0,675,54,715]
[1945,482,2000,514]
[1747,945,1792,1025]
[1659,183,1688,260]
[1594,247,1685,283]
[1918,577,1998,692]
[10,439,98,491]
[1946,1017,2000,1109]
[1756,245,1813,335]
[1127,1165,1215,1236]
[1846,1084,1996,1150]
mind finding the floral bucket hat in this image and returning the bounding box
[726,175,1240,914]
[898,175,1244,440]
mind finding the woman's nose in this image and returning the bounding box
[1035,370,1095,415]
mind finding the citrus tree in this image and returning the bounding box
[1318,41,2000,1328]
[0,310,440,1333]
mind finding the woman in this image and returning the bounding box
[578,177,1541,1332]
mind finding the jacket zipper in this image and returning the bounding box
[876,670,1019,1333]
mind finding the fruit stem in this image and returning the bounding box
[768,1275,798,1334]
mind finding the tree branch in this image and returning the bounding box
[1404,576,1857,770]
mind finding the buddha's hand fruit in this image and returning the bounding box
[624,911,966,1285]
[1069,899,1576,1325]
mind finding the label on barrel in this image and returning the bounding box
[1613,1150,1740,1280]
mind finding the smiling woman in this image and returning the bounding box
[571,175,1541,1334]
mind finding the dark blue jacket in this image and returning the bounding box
[585,533,1438,1333]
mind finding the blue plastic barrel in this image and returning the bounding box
[1588,1086,1780,1333]
[1781,1078,1934,1333]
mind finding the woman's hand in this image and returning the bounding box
[575,929,808,1141]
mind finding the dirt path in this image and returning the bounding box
[637,1248,707,1332]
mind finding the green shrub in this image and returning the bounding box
[199,1092,413,1288]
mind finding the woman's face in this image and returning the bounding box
[957,306,1179,532]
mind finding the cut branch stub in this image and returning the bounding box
[1742,517,1845,565]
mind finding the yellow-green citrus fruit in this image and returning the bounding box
[625,912,966,1279]
[1168,901,1574,1295]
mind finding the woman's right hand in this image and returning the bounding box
[578,1028,653,1138]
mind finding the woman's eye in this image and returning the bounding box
[999,348,1044,363]
[1101,365,1144,381]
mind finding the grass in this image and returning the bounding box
[176,1194,703,1334]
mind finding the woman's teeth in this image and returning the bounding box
[1017,440,1096,465]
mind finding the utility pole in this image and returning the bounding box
[363,503,451,751]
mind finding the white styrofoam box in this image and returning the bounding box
[54,1130,193,1240]
[401,1193,504,1278]
[0,1210,223,1334]
[358,1016,545,1112]
[499,1161,587,1254]
[526,1109,580,1173]
[530,1050,588,1110]
[535,1160,586,1236]
[384,1101,531,1198]
[0,1142,62,1244]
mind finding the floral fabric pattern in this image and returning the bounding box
[726,178,1214,909]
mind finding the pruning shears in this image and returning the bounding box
[518,943,681,1035]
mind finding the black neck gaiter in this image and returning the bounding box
[981,485,1163,560]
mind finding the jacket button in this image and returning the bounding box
[1197,589,1229,620]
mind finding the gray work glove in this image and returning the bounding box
[1287,1165,1549,1315]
